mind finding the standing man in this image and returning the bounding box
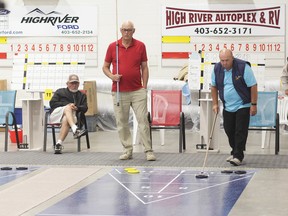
[102,20,156,161]
[211,49,257,166]
[49,74,88,154]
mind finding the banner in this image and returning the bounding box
[162,4,285,36]
[0,5,98,37]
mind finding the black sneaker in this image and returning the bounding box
[73,129,88,139]
[54,143,63,154]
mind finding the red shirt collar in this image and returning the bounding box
[118,38,134,48]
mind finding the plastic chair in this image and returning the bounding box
[278,96,288,128]
[249,91,279,155]
[1,90,27,151]
[148,90,186,153]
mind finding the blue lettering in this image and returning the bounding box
[57,25,79,29]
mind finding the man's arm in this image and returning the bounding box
[102,61,122,82]
[250,84,258,116]
[141,61,149,89]
[102,61,112,79]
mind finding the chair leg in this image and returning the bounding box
[179,122,183,153]
[4,123,8,152]
[84,116,90,149]
[43,129,47,152]
[4,112,19,151]
[182,124,186,151]
[275,113,280,155]
[52,127,56,147]
[85,133,90,149]
[261,131,266,149]
[178,113,185,153]
[182,113,186,151]
[11,113,20,149]
[160,129,165,146]
[77,137,81,152]
[132,111,138,145]
[179,128,182,153]
[148,113,153,148]
[75,113,90,152]
[43,113,48,152]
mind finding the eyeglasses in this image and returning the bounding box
[121,28,133,32]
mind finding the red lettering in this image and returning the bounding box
[166,10,186,26]
[189,13,212,23]
[269,10,280,25]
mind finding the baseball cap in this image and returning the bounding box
[67,74,80,83]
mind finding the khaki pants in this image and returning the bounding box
[112,88,153,153]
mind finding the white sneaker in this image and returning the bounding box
[226,155,233,162]
[230,158,242,166]
[119,153,132,160]
[146,152,156,161]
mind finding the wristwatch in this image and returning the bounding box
[251,103,257,106]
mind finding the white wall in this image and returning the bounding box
[0,0,287,97]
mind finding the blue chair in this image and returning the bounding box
[0,90,27,151]
[249,91,279,155]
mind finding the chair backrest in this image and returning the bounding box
[0,90,17,125]
[151,90,182,126]
[278,96,288,125]
[249,91,278,127]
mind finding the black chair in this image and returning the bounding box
[43,109,90,152]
